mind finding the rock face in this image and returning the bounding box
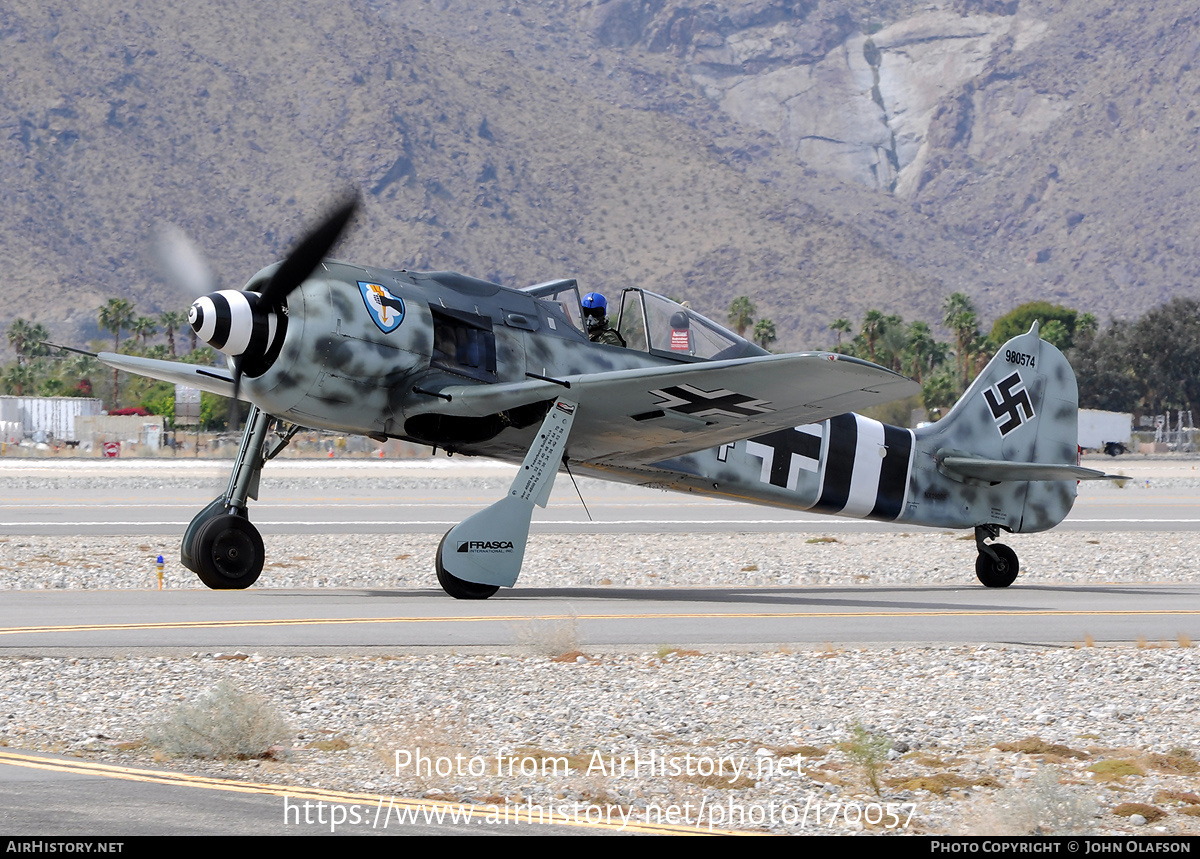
[5,0,1200,352]
[590,0,1055,196]
[572,0,1200,326]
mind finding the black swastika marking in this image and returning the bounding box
[984,372,1035,436]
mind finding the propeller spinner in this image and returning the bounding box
[184,196,358,393]
[188,289,280,362]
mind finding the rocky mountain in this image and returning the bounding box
[2,0,1197,353]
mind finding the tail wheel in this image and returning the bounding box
[976,543,1019,588]
[194,514,264,589]
[435,531,499,600]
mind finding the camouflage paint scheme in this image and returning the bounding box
[642,324,1078,534]
[236,264,1077,535]
[102,260,1107,593]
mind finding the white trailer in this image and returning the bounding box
[0,396,103,442]
[1078,409,1132,452]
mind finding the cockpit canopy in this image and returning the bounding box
[523,280,767,362]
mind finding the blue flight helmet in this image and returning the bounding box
[581,292,607,315]
[581,292,608,330]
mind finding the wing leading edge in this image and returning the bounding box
[98,348,919,466]
[97,352,241,400]
[434,352,920,465]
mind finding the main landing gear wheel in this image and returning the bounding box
[193,514,264,589]
[435,531,499,600]
[975,543,1019,588]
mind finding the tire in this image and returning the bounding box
[975,543,1019,588]
[193,514,264,589]
[435,532,499,600]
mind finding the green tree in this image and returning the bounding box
[98,298,135,351]
[753,319,777,351]
[140,382,176,420]
[860,309,886,364]
[991,301,1078,350]
[97,298,135,408]
[159,311,186,357]
[943,292,980,392]
[1070,319,1139,413]
[131,315,158,349]
[7,319,49,366]
[727,296,756,338]
[1040,319,1071,351]
[879,314,907,372]
[1128,298,1200,414]
[3,363,35,396]
[921,365,959,414]
[901,320,946,384]
[830,318,852,351]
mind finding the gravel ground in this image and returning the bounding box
[1,458,1198,835]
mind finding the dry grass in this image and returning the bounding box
[994,737,1089,760]
[307,735,351,752]
[1145,749,1200,775]
[1086,759,1143,780]
[1112,802,1167,822]
[512,615,580,658]
[146,680,290,760]
[890,772,1002,795]
[1153,789,1200,806]
[971,767,1096,835]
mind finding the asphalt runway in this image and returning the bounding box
[0,456,1192,535]
[1,583,1197,650]
[1,457,1197,837]
[0,457,1196,651]
[0,749,606,836]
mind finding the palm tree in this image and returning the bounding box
[830,318,852,351]
[97,298,135,407]
[131,316,158,349]
[902,320,938,383]
[98,299,135,352]
[880,314,906,371]
[942,292,979,392]
[860,309,886,364]
[727,296,756,338]
[159,311,185,357]
[753,319,777,351]
[3,363,34,396]
[7,319,47,366]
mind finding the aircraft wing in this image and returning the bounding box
[435,352,920,465]
[96,353,243,400]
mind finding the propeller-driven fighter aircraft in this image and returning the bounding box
[96,198,1122,598]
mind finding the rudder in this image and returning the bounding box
[909,323,1079,533]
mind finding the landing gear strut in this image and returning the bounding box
[432,396,578,599]
[181,406,299,589]
[974,524,1019,588]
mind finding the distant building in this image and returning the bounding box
[0,396,103,443]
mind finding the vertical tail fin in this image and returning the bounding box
[911,323,1081,532]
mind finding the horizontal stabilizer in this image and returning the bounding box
[97,353,243,400]
[940,455,1126,483]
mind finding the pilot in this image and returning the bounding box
[581,292,626,347]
